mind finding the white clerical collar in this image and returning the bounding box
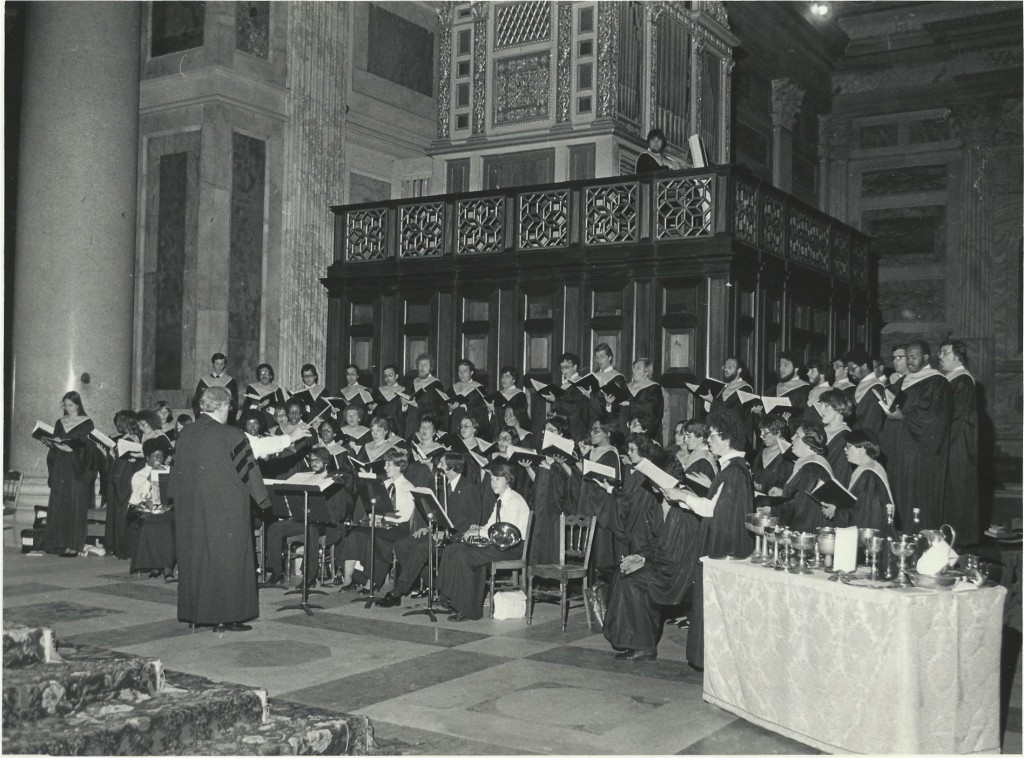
[901,365,942,390]
[943,365,975,384]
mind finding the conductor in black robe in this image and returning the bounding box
[170,386,270,632]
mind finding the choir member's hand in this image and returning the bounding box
[413,527,430,538]
[752,404,764,415]
[756,505,772,515]
[596,479,614,494]
[820,503,837,520]
[781,412,792,421]
[256,497,272,510]
[287,423,312,443]
[768,486,783,497]
[53,442,72,453]
[689,472,712,488]
[484,400,495,412]
[883,407,904,420]
[577,387,592,398]
[602,391,615,405]
[662,486,687,503]
[620,554,645,575]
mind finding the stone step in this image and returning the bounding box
[3,625,58,667]
[3,648,163,727]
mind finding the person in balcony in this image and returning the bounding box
[634,128,680,174]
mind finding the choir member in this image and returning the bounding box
[819,429,893,530]
[356,416,403,469]
[338,405,372,448]
[338,363,373,412]
[764,352,809,422]
[128,439,175,580]
[881,341,951,529]
[155,401,177,442]
[502,404,533,448]
[939,340,979,543]
[450,416,491,484]
[872,355,889,385]
[137,410,173,456]
[831,355,855,396]
[485,366,531,440]
[626,414,661,454]
[402,354,449,438]
[524,415,577,565]
[264,400,312,478]
[812,389,853,484]
[41,392,98,557]
[244,363,288,420]
[665,409,754,671]
[437,461,530,621]
[709,357,755,450]
[104,410,144,559]
[751,414,793,501]
[370,364,406,437]
[634,128,680,174]
[582,343,625,423]
[408,413,444,455]
[263,448,350,589]
[448,359,490,440]
[667,419,719,484]
[805,359,830,407]
[574,417,622,578]
[846,349,886,437]
[551,352,591,441]
[608,434,662,557]
[337,448,416,592]
[291,363,330,422]
[766,421,834,532]
[171,386,269,632]
[488,428,531,497]
[620,358,665,444]
[191,352,239,424]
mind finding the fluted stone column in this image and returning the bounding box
[10,2,141,478]
[276,2,348,384]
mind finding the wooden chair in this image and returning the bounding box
[3,471,24,547]
[487,513,532,618]
[527,514,597,632]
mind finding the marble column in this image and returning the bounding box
[11,2,141,478]
[276,2,348,385]
[771,78,804,194]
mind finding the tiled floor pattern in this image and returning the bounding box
[2,547,1020,755]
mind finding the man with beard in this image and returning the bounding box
[551,352,591,440]
[806,359,830,406]
[763,352,810,425]
[402,354,449,438]
[881,341,951,529]
[845,349,885,437]
[939,340,979,544]
[710,357,755,451]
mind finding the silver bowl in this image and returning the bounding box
[908,571,957,591]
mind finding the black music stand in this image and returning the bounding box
[401,487,455,622]
[350,473,398,608]
[267,480,337,616]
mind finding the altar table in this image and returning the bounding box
[701,557,1006,754]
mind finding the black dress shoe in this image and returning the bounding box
[375,592,401,608]
[688,662,704,673]
[615,649,635,659]
[447,612,469,622]
[623,649,657,661]
[212,622,252,633]
[336,581,356,592]
[149,570,162,578]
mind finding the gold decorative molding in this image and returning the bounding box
[436,2,454,140]
[596,1,617,118]
[556,1,571,122]
[472,2,489,134]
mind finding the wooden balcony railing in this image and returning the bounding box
[330,167,872,288]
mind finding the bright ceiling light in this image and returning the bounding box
[810,2,831,17]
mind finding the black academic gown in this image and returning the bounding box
[529,464,575,565]
[42,417,97,554]
[710,381,755,452]
[104,434,145,559]
[751,446,794,496]
[191,374,239,424]
[552,381,591,441]
[886,371,952,530]
[170,413,268,625]
[448,382,491,441]
[687,455,755,669]
[826,427,852,485]
[851,377,886,439]
[943,371,979,544]
[775,457,833,533]
[370,386,406,438]
[610,466,661,558]
[403,377,450,438]
[620,382,665,444]
[292,384,331,423]
[769,379,810,430]
[489,389,530,440]
[847,464,892,531]
[574,447,622,575]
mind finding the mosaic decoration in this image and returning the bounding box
[656,177,714,239]
[761,191,785,256]
[518,189,570,249]
[596,2,617,117]
[585,183,639,245]
[788,208,830,272]
[494,1,551,49]
[494,52,551,125]
[345,209,387,262]
[400,202,446,258]
[436,3,454,139]
[457,197,505,254]
[832,231,850,280]
[235,1,269,58]
[732,176,758,245]
[472,4,488,134]
[556,2,571,122]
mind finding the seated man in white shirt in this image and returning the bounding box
[129,439,176,580]
[436,461,530,621]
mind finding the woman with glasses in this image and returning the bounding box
[486,366,531,441]
[574,417,623,578]
[524,415,575,565]
[489,427,531,497]
[766,421,834,532]
[819,429,892,530]
[751,414,794,506]
[448,359,490,441]
[620,359,665,444]
[450,415,490,484]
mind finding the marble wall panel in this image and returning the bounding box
[154,153,188,390]
[235,1,269,58]
[860,205,946,263]
[366,4,434,97]
[151,1,205,58]
[861,164,947,196]
[878,279,945,324]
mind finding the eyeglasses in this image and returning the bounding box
[708,430,722,440]
[460,423,475,429]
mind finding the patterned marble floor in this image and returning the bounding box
[2,547,1020,755]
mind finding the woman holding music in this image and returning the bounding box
[41,392,98,557]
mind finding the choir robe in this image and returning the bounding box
[878,374,905,465]
[528,464,575,565]
[191,373,239,424]
[769,377,810,429]
[825,425,852,485]
[243,382,288,418]
[450,437,489,484]
[551,375,591,441]
[844,460,894,530]
[104,433,145,559]
[610,466,661,558]
[448,381,491,441]
[885,368,952,530]
[851,374,886,438]
[573,446,622,574]
[710,379,755,451]
[687,454,755,669]
[619,380,665,444]
[170,413,268,626]
[511,426,534,450]
[774,455,834,533]
[370,385,406,437]
[338,384,373,416]
[291,383,331,423]
[588,368,626,425]
[942,368,979,544]
[42,417,98,554]
[339,424,373,449]
[751,444,794,495]
[403,376,450,438]
[488,388,530,440]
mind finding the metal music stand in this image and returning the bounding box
[401,488,455,622]
[267,480,337,616]
[351,473,398,608]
